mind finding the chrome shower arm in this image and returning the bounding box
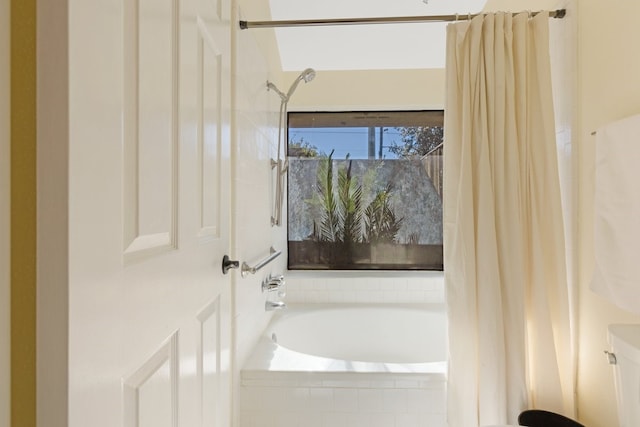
[267,81,287,101]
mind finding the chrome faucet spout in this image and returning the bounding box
[265,300,286,311]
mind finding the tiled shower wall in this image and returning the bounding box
[283,273,445,304]
[233,5,286,425]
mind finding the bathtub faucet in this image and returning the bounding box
[265,300,286,311]
[262,274,285,292]
[263,274,286,310]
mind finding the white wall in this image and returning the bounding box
[548,0,579,415]
[231,1,286,425]
[576,1,640,426]
[233,12,285,368]
[0,0,11,426]
[287,68,445,111]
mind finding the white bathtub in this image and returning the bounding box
[241,304,448,427]
[270,303,446,364]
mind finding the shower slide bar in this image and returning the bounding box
[240,9,566,30]
[241,247,282,277]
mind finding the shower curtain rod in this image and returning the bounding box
[239,9,566,30]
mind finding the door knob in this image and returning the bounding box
[222,255,239,274]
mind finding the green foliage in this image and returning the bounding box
[407,232,420,245]
[363,184,403,244]
[388,126,444,159]
[337,158,363,244]
[311,153,402,245]
[313,150,341,242]
[288,137,320,158]
[313,151,364,243]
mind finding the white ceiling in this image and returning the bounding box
[268,0,488,71]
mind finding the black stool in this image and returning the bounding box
[518,409,585,427]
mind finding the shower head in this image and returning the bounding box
[301,68,317,83]
[285,68,316,99]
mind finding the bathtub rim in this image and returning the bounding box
[241,302,447,382]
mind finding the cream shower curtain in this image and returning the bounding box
[443,12,574,427]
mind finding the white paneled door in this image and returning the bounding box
[68,0,232,425]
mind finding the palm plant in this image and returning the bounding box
[313,150,340,242]
[310,152,404,255]
[312,151,363,244]
[363,184,403,244]
[336,156,363,244]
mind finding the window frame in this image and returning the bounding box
[286,110,444,271]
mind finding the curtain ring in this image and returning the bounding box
[455,13,459,22]
[468,12,471,21]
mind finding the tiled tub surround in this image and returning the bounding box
[282,272,445,304]
[240,304,447,427]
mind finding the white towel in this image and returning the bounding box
[591,113,640,315]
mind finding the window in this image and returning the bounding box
[287,110,444,271]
